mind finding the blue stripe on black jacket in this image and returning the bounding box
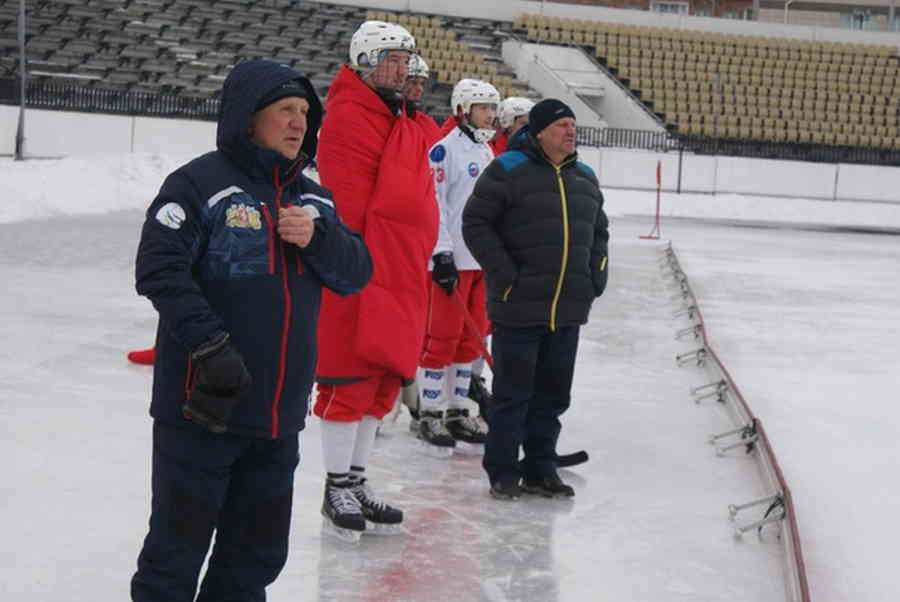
[135,60,372,438]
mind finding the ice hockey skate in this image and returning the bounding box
[350,477,405,535]
[417,410,456,457]
[321,480,366,543]
[407,406,421,434]
[444,407,487,455]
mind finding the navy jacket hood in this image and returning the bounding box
[507,125,530,151]
[217,59,323,172]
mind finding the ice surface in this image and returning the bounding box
[1,155,897,601]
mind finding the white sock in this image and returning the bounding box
[449,362,473,410]
[417,366,447,412]
[349,415,380,476]
[320,419,359,476]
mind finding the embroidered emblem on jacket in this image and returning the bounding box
[430,144,446,162]
[225,203,262,230]
[156,202,186,230]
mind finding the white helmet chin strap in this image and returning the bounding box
[472,128,496,144]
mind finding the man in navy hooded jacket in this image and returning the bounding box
[131,60,372,602]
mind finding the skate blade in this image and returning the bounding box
[321,519,364,543]
[416,440,454,458]
[362,522,406,536]
[452,441,485,456]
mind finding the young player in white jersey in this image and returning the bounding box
[416,79,500,454]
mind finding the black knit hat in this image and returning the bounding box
[529,98,576,136]
[254,79,308,113]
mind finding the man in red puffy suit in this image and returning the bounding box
[314,21,439,538]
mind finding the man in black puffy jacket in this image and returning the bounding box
[462,99,609,501]
[130,60,372,601]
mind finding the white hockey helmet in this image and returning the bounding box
[450,78,500,116]
[407,54,430,80]
[497,96,535,129]
[349,21,416,70]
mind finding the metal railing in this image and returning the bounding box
[0,78,219,121]
[577,126,677,150]
[575,125,900,167]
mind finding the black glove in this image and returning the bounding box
[432,252,458,296]
[183,333,252,433]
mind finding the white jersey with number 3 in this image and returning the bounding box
[427,127,495,271]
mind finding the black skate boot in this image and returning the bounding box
[521,473,575,499]
[408,406,421,434]
[468,374,492,417]
[445,408,488,445]
[321,479,366,542]
[417,410,456,457]
[490,477,522,501]
[349,477,403,534]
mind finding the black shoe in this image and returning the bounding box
[522,474,575,498]
[489,478,522,501]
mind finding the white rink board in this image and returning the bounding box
[715,155,837,199]
[132,117,216,156]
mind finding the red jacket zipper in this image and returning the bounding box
[270,168,293,439]
[260,205,276,275]
[184,355,194,400]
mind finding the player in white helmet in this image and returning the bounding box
[414,79,499,455]
[493,96,535,154]
[402,54,440,142]
[315,20,440,541]
[347,20,417,109]
[462,95,537,411]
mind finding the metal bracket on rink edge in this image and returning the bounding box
[691,379,728,404]
[675,324,702,341]
[729,492,786,538]
[676,348,707,367]
[672,304,699,320]
[709,418,759,456]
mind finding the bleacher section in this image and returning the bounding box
[0,0,535,122]
[515,13,900,150]
[0,0,362,96]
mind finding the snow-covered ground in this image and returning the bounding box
[1,154,897,601]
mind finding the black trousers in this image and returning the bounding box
[483,324,580,485]
[132,421,300,602]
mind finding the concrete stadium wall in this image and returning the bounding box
[501,42,608,128]
[325,0,900,49]
[2,106,898,204]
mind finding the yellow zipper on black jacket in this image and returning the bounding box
[549,157,576,331]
